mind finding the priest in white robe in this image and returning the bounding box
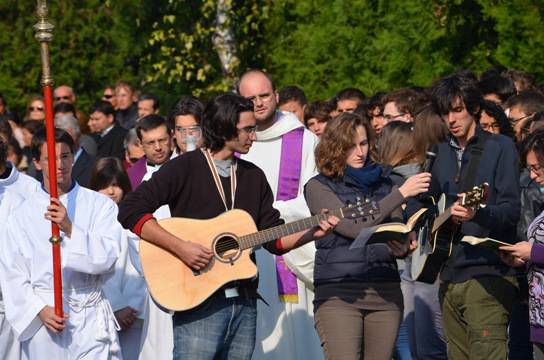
[238,69,323,360]
[0,129,122,360]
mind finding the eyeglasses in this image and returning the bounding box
[527,163,543,175]
[103,94,114,100]
[142,137,170,147]
[175,125,201,136]
[55,96,71,101]
[508,114,533,126]
[480,122,500,131]
[28,106,44,111]
[238,125,257,134]
[245,93,273,104]
[383,113,407,122]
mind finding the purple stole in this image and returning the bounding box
[275,127,304,303]
[127,156,147,190]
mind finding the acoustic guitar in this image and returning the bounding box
[411,183,489,283]
[140,200,379,311]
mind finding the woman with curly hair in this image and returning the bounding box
[304,112,431,360]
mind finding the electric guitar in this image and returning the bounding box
[411,183,489,284]
[139,200,379,311]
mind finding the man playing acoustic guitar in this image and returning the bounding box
[118,93,338,360]
[427,73,521,360]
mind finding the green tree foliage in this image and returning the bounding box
[263,0,544,100]
[139,0,270,101]
[0,0,146,116]
[0,0,543,116]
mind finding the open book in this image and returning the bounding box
[350,208,428,249]
[461,236,511,250]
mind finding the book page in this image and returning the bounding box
[461,235,510,250]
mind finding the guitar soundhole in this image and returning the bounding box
[213,233,241,264]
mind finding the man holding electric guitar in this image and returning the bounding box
[117,94,341,360]
[423,74,521,360]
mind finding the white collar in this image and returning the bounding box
[0,162,19,187]
[101,125,115,137]
[256,111,304,141]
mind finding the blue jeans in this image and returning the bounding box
[172,292,257,360]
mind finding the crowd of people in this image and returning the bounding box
[0,66,543,360]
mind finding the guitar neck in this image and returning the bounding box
[239,208,344,250]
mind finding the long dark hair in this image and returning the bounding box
[480,100,515,140]
[89,157,131,200]
[201,93,254,152]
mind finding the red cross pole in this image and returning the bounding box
[35,0,63,318]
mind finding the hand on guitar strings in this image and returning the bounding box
[450,195,476,224]
[177,241,214,271]
[499,241,532,263]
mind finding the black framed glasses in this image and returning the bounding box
[238,125,257,134]
[480,122,500,131]
[55,95,71,101]
[508,114,533,126]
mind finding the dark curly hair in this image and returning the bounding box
[315,112,372,179]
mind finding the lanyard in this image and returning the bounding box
[202,149,237,211]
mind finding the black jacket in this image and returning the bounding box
[72,148,96,188]
[94,124,128,161]
[428,127,520,282]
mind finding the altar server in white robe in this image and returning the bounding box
[0,128,121,360]
[91,157,147,360]
[0,135,33,359]
[0,159,39,196]
[238,69,323,360]
[0,189,24,360]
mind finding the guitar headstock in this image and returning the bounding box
[341,197,380,221]
[460,182,489,209]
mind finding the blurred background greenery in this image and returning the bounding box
[1,0,543,116]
